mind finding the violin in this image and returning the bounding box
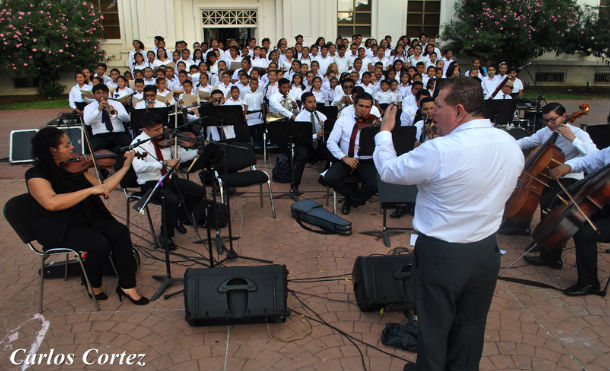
[504,103,590,223]
[60,149,146,175]
[532,163,610,255]
[356,114,380,129]
[153,128,201,149]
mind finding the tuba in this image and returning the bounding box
[265,95,297,122]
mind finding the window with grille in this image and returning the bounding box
[535,72,565,83]
[202,10,258,26]
[12,77,38,89]
[337,0,372,38]
[406,0,440,38]
[594,72,610,83]
[96,0,120,39]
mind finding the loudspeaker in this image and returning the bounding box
[352,254,414,312]
[582,123,609,150]
[10,129,38,163]
[184,264,289,326]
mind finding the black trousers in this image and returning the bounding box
[290,142,326,188]
[91,132,133,170]
[61,217,137,288]
[141,177,206,238]
[248,124,264,148]
[324,159,378,205]
[540,178,578,262]
[573,206,610,286]
[413,233,500,371]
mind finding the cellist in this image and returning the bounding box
[501,103,598,269]
[548,147,610,295]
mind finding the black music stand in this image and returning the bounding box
[133,165,183,301]
[199,104,249,142]
[131,107,169,132]
[358,126,418,247]
[267,120,313,200]
[484,100,518,125]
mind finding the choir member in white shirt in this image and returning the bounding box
[331,78,355,109]
[371,47,390,70]
[299,46,313,67]
[357,47,373,72]
[400,82,425,126]
[289,74,307,104]
[128,40,146,69]
[509,67,524,98]
[310,77,327,105]
[481,66,502,99]
[215,72,233,98]
[142,67,156,86]
[316,45,334,76]
[357,72,376,95]
[289,92,328,192]
[251,46,269,69]
[154,47,173,68]
[233,73,251,99]
[83,84,132,158]
[69,72,92,114]
[334,44,352,75]
[131,53,149,75]
[324,92,379,215]
[131,112,205,248]
[112,76,133,101]
[134,85,166,109]
[374,78,524,371]
[231,58,253,82]
[492,81,514,100]
[243,78,265,148]
[374,79,398,113]
[407,45,428,67]
[263,70,279,102]
[224,86,244,110]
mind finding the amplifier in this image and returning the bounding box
[10,129,38,163]
[352,254,414,312]
[184,265,289,326]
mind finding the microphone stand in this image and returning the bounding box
[520,63,546,131]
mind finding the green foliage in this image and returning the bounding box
[0,0,106,97]
[441,0,608,66]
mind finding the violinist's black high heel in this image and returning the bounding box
[81,279,108,300]
[116,287,150,305]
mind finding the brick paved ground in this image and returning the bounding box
[0,102,608,370]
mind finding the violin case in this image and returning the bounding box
[184,265,289,326]
[290,199,352,235]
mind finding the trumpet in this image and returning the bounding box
[101,97,118,118]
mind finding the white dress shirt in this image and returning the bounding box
[131,131,198,185]
[334,55,352,74]
[374,119,524,243]
[339,104,381,119]
[83,100,129,134]
[565,147,609,174]
[68,84,91,109]
[295,109,327,139]
[327,115,373,160]
[269,91,297,118]
[374,90,397,104]
[134,100,166,109]
[517,126,598,179]
[243,90,264,126]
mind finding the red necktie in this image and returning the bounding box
[347,122,359,158]
[153,141,167,175]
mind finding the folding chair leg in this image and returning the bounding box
[259,184,263,208]
[75,254,99,311]
[64,253,69,281]
[333,190,337,215]
[267,180,276,218]
[326,185,330,206]
[145,206,160,249]
[108,255,119,278]
[40,255,45,313]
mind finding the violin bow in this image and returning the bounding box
[555,178,599,233]
[77,114,105,188]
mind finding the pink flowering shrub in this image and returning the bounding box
[0,0,106,96]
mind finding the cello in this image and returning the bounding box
[504,103,590,223]
[532,163,610,255]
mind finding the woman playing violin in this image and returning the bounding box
[26,127,149,305]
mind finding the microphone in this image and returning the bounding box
[517,62,532,70]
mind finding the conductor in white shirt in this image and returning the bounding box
[373,77,524,371]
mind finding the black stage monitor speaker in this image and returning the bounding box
[10,129,38,163]
[58,126,84,154]
[184,264,289,326]
[352,254,414,312]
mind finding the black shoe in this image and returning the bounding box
[498,223,531,236]
[175,220,187,234]
[403,362,416,371]
[158,235,176,251]
[390,207,409,219]
[81,281,108,300]
[116,287,150,305]
[341,199,351,215]
[564,282,600,296]
[524,255,563,269]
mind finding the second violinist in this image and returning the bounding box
[501,103,599,269]
[131,112,207,250]
[325,92,379,215]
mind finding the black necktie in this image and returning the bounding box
[101,107,113,132]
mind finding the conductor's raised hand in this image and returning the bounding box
[380,103,397,132]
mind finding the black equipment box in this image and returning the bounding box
[10,129,38,163]
[352,254,414,312]
[184,265,289,326]
[291,199,352,235]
